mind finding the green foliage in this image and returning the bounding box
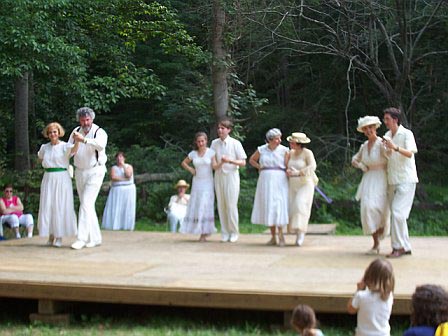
[0,0,205,168]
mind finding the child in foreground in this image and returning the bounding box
[403,284,448,336]
[290,304,324,336]
[347,258,395,336]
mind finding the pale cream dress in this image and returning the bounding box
[288,148,317,232]
[352,138,390,236]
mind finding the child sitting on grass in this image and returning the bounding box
[290,304,324,336]
[347,258,395,336]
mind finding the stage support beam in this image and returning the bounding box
[29,299,71,325]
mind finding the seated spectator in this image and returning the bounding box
[290,304,324,336]
[0,184,34,238]
[165,180,190,232]
[403,284,448,336]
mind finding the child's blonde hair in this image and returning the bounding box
[363,258,395,301]
[290,304,318,336]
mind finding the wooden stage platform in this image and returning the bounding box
[0,232,446,318]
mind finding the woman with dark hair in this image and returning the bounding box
[180,132,217,242]
[102,151,136,231]
[403,284,448,336]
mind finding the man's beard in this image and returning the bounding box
[81,126,91,133]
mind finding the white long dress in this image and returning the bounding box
[37,142,77,237]
[352,138,390,236]
[251,144,289,227]
[288,148,317,232]
[180,148,216,235]
[101,165,136,231]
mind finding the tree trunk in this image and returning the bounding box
[212,0,229,125]
[14,72,30,172]
[28,72,36,169]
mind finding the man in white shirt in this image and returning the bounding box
[69,107,108,250]
[382,107,418,258]
[211,119,247,242]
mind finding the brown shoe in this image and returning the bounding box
[386,248,406,258]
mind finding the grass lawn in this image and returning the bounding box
[0,301,410,335]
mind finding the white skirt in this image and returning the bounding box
[102,183,136,231]
[38,171,77,237]
[251,170,289,226]
[180,176,216,235]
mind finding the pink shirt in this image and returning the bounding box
[1,196,23,217]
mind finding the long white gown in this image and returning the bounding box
[101,165,136,231]
[251,144,289,227]
[288,148,317,232]
[180,148,216,235]
[37,141,77,237]
[352,138,390,236]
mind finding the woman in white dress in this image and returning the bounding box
[102,151,136,231]
[249,128,289,246]
[165,179,190,232]
[286,132,318,246]
[352,116,390,254]
[37,122,79,247]
[180,132,217,242]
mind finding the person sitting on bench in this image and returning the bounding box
[0,184,34,239]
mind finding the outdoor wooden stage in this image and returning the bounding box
[0,231,446,320]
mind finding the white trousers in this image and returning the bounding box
[75,166,105,244]
[0,214,34,236]
[388,183,416,251]
[167,212,184,233]
[214,170,240,236]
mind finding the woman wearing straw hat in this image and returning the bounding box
[286,132,318,246]
[165,180,190,233]
[352,116,390,255]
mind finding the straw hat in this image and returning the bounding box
[286,132,311,144]
[174,180,190,189]
[356,116,381,132]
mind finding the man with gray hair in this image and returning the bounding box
[69,107,108,250]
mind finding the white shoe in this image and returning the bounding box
[296,232,305,246]
[71,240,86,250]
[221,234,230,242]
[229,233,238,243]
[53,238,62,248]
[86,241,101,248]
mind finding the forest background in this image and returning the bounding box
[1,0,447,236]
